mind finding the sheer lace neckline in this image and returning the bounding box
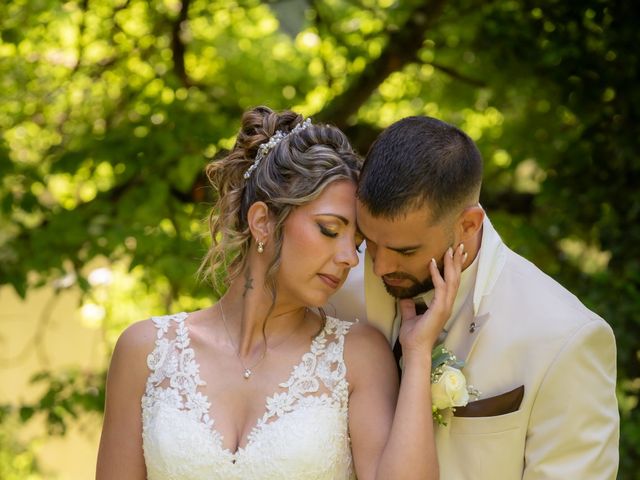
[143,311,352,459]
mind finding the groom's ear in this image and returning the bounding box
[457,205,484,242]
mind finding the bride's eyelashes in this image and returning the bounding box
[318,223,362,252]
[318,223,338,238]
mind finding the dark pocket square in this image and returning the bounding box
[454,385,525,418]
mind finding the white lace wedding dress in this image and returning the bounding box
[141,312,356,480]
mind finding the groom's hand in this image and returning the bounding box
[398,243,465,358]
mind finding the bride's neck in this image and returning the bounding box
[222,269,307,357]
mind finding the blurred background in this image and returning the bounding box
[0,0,638,478]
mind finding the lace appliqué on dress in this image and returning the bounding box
[246,316,351,445]
[141,312,356,480]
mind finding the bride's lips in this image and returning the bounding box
[318,273,340,289]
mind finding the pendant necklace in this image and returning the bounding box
[219,300,306,379]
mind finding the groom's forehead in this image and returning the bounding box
[356,200,435,224]
[356,204,438,239]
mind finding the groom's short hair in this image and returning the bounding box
[357,116,483,223]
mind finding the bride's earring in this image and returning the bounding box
[257,241,265,254]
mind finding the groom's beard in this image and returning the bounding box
[382,258,445,299]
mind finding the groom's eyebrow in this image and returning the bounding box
[358,229,420,252]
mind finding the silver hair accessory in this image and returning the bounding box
[243,118,312,179]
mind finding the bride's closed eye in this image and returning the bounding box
[318,223,362,253]
[318,223,338,238]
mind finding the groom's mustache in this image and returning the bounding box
[383,272,421,284]
[381,257,446,299]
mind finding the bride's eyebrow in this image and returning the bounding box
[313,213,350,225]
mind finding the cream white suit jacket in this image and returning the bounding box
[327,216,619,479]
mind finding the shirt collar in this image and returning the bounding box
[471,214,507,315]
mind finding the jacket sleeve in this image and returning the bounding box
[523,318,619,479]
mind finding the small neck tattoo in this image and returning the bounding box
[242,271,254,298]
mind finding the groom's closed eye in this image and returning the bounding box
[389,246,420,257]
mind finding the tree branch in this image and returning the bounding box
[70,0,90,73]
[317,0,448,128]
[0,292,58,368]
[428,60,486,87]
[171,0,193,87]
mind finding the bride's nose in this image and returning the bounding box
[335,238,359,268]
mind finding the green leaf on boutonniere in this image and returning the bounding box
[431,343,464,370]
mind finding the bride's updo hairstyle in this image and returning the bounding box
[201,106,361,298]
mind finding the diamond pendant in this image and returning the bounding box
[243,369,252,379]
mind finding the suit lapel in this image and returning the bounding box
[445,215,507,363]
[444,305,490,364]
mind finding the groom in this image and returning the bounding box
[329,116,619,478]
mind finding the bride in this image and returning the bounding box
[96,106,463,479]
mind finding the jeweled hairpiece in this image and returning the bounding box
[243,118,312,179]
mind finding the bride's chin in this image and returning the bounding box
[304,293,331,310]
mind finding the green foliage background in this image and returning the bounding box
[0,0,638,477]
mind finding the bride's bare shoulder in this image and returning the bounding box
[342,320,396,383]
[106,316,164,391]
[344,319,391,350]
[113,317,158,358]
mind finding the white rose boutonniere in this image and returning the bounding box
[431,344,480,425]
[432,365,469,410]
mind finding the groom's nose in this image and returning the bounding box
[371,247,396,278]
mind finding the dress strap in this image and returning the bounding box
[278,316,355,407]
[151,311,188,340]
[146,312,190,385]
[317,316,355,393]
[143,312,212,427]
